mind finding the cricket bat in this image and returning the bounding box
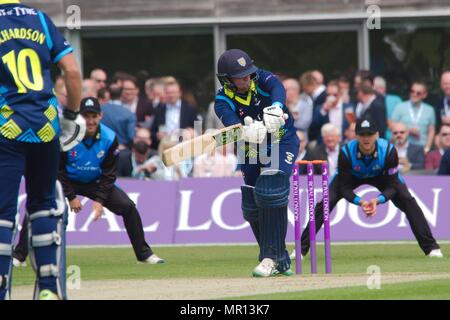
[162,124,243,167]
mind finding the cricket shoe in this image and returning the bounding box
[280,268,294,276]
[38,290,60,300]
[252,258,293,277]
[252,258,277,277]
[289,249,304,260]
[427,249,444,258]
[13,258,27,267]
[139,254,165,264]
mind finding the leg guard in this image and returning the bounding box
[241,185,260,247]
[28,181,67,300]
[13,215,29,263]
[0,219,15,300]
[254,170,291,273]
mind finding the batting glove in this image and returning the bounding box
[242,116,267,144]
[263,103,289,133]
[59,109,86,152]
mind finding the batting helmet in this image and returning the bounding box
[216,49,258,87]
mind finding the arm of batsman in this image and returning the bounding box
[59,109,86,152]
[242,116,267,144]
[263,103,289,133]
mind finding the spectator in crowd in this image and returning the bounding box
[97,87,111,105]
[434,71,450,131]
[304,123,341,176]
[90,68,108,92]
[117,127,157,178]
[312,80,353,140]
[151,79,201,149]
[54,75,67,109]
[205,101,224,129]
[355,83,387,138]
[193,144,238,177]
[82,78,98,98]
[353,70,374,92]
[300,71,327,144]
[145,78,166,108]
[374,76,403,140]
[391,81,436,153]
[143,132,194,180]
[101,87,136,150]
[182,89,200,110]
[109,83,122,104]
[296,130,308,162]
[111,71,131,88]
[343,121,356,143]
[391,122,425,173]
[120,76,140,113]
[311,70,325,87]
[338,76,351,104]
[120,76,154,127]
[282,78,313,133]
[425,124,450,171]
[352,70,374,104]
[161,75,177,85]
[135,69,150,98]
[438,147,450,175]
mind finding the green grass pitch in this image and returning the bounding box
[11,243,450,299]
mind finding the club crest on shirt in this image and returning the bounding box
[70,150,77,157]
[97,150,105,159]
[354,165,361,172]
[285,152,294,164]
[373,164,381,170]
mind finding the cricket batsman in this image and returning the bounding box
[0,0,85,299]
[214,49,299,277]
[296,117,443,259]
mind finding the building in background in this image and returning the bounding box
[31,0,450,111]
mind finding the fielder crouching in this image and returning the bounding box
[14,97,165,270]
[293,117,442,259]
[214,49,300,277]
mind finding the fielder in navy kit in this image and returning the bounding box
[0,0,86,300]
[296,117,442,259]
[214,49,299,277]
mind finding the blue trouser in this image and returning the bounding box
[239,134,300,186]
[239,133,299,271]
[0,136,59,299]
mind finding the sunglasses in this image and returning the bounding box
[393,131,406,135]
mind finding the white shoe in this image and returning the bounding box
[13,258,27,267]
[428,249,444,258]
[252,258,278,277]
[140,254,165,264]
[289,249,304,260]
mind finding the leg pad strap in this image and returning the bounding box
[32,232,61,247]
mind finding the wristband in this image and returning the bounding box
[272,101,284,109]
[63,109,79,121]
